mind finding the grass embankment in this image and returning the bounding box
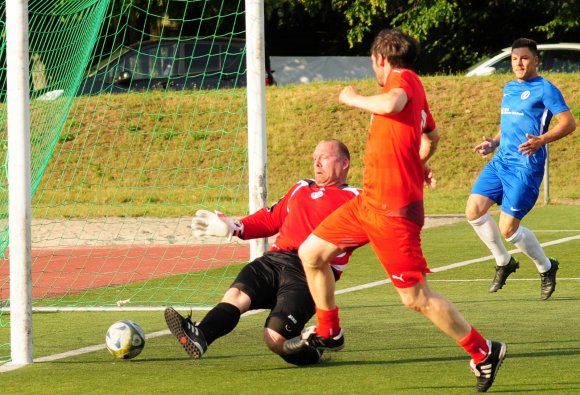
[34,74,579,217]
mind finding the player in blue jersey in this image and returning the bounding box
[466,38,576,300]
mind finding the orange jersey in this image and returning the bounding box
[312,194,430,288]
[362,68,436,220]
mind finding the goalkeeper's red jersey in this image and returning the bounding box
[239,179,360,278]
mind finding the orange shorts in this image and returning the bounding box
[312,195,430,288]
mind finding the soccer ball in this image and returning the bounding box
[105,320,146,359]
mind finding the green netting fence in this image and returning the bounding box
[1,0,255,365]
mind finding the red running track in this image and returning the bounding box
[0,244,250,300]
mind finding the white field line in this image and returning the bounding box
[1,233,578,372]
[533,230,580,232]
[337,234,580,294]
[428,277,580,282]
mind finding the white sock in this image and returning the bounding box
[506,226,551,273]
[468,213,512,266]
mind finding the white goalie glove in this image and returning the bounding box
[191,209,243,241]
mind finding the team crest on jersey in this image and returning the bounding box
[520,90,530,100]
[311,191,324,199]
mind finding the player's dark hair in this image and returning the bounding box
[371,28,420,69]
[323,139,350,161]
[512,38,539,57]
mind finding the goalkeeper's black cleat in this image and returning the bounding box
[489,257,519,292]
[164,307,208,359]
[470,340,507,393]
[540,258,559,300]
[283,335,309,355]
[283,326,344,354]
[280,347,324,366]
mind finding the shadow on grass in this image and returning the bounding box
[237,345,580,373]
[402,382,580,393]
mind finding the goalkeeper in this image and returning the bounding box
[165,139,361,365]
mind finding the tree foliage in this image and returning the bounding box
[535,1,580,37]
[108,0,580,73]
[294,0,580,72]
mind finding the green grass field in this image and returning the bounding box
[2,205,579,394]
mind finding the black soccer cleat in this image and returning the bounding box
[470,340,507,393]
[164,307,208,359]
[283,334,309,355]
[540,258,559,300]
[283,325,344,354]
[280,346,324,366]
[489,257,519,293]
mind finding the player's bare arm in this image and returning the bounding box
[474,132,500,158]
[518,110,576,157]
[420,128,440,188]
[420,128,440,164]
[339,85,408,115]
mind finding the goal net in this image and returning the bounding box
[1,0,261,364]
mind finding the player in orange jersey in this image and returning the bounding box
[284,29,506,392]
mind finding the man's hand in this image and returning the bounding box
[423,164,437,188]
[338,85,359,107]
[191,210,243,240]
[518,133,543,157]
[474,136,498,157]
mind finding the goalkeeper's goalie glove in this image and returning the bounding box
[191,209,243,241]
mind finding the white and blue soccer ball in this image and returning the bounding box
[105,320,146,359]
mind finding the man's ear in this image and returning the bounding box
[342,158,350,170]
[376,54,385,67]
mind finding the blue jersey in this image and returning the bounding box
[495,76,569,173]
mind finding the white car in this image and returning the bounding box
[466,42,580,76]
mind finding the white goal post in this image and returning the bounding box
[7,0,33,365]
[245,0,269,260]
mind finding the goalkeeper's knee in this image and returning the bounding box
[280,348,323,366]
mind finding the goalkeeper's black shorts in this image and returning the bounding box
[231,250,315,339]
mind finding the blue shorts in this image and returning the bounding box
[471,159,543,220]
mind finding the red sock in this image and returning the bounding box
[457,327,490,364]
[315,306,340,338]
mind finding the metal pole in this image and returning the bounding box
[245,0,268,260]
[7,0,33,365]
